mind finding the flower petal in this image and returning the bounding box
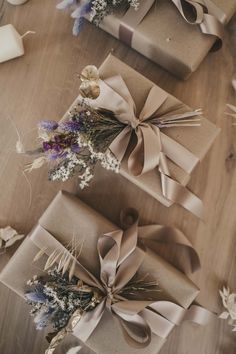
[0,226,17,242]
[219,312,229,319]
[25,291,47,303]
[5,234,24,248]
[16,140,25,154]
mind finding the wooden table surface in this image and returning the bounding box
[0,1,236,354]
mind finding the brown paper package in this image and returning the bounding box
[86,0,236,79]
[62,54,220,208]
[0,191,200,354]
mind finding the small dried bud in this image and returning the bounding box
[80,65,99,82]
[79,80,100,99]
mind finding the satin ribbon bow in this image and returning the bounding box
[31,211,212,353]
[119,0,226,50]
[89,76,203,218]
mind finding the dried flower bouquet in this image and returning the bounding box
[57,0,139,35]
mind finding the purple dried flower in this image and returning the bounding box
[57,0,92,36]
[47,153,60,160]
[78,110,88,120]
[38,120,58,131]
[54,135,62,143]
[42,142,51,151]
[43,141,62,153]
[72,17,84,36]
[60,121,81,131]
[64,137,74,145]
[52,143,61,152]
[48,151,68,160]
[71,144,81,153]
[25,291,47,303]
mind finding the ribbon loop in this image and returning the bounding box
[113,310,152,348]
[98,230,123,287]
[172,0,204,24]
[171,0,225,50]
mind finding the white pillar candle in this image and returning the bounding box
[7,0,28,4]
[0,24,24,63]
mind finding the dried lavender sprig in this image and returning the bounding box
[70,103,125,151]
[25,268,101,333]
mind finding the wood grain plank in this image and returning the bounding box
[0,1,236,353]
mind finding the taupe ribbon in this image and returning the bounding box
[30,211,212,352]
[89,76,204,218]
[119,0,226,51]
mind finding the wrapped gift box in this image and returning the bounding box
[62,54,220,215]
[0,191,201,354]
[85,0,236,79]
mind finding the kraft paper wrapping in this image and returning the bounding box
[0,191,199,354]
[85,0,236,79]
[62,54,220,208]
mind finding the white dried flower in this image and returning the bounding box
[90,0,139,24]
[49,152,88,182]
[219,287,236,331]
[232,79,236,91]
[99,150,120,172]
[0,226,24,250]
[79,166,94,189]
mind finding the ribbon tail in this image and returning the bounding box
[140,308,175,338]
[183,304,215,325]
[161,172,204,219]
[160,131,199,174]
[141,301,213,339]
[73,300,106,342]
[128,124,161,176]
[157,152,203,219]
[200,13,224,51]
